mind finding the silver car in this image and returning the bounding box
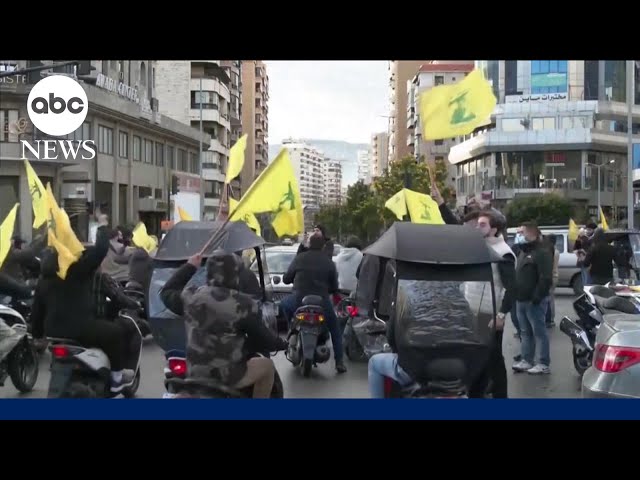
[250,245,298,303]
[506,227,582,294]
[581,306,640,399]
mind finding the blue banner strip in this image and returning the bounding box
[2,399,640,420]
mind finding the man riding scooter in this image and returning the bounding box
[160,251,287,398]
[281,233,346,374]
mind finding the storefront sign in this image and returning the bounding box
[96,73,139,103]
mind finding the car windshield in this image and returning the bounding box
[251,250,296,274]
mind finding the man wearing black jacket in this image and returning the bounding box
[31,226,136,392]
[297,224,335,259]
[283,233,346,373]
[512,222,553,375]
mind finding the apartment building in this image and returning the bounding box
[450,60,640,225]
[371,131,389,177]
[357,149,372,184]
[323,159,342,205]
[154,60,233,220]
[0,60,209,240]
[387,60,431,163]
[241,60,269,195]
[282,139,324,228]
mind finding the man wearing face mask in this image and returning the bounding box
[512,222,553,375]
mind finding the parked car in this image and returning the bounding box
[250,244,298,303]
[581,295,640,399]
[506,226,582,294]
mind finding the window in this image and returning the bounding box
[204,180,219,198]
[191,91,219,109]
[155,188,162,199]
[140,62,147,86]
[434,139,443,146]
[155,143,164,166]
[167,145,175,169]
[435,75,444,85]
[532,117,555,130]
[98,125,114,155]
[178,149,187,171]
[119,131,128,158]
[71,122,91,142]
[144,139,153,164]
[501,118,525,132]
[505,60,518,95]
[189,152,198,173]
[0,109,19,142]
[604,61,626,102]
[531,60,568,94]
[584,60,599,101]
[133,136,142,162]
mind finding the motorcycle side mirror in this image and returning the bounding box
[273,276,281,285]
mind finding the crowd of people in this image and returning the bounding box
[0,196,634,400]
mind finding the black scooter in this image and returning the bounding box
[286,295,331,377]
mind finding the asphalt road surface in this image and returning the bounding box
[1,289,582,399]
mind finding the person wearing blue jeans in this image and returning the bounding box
[512,222,552,375]
[282,233,346,373]
[368,353,413,398]
[515,300,550,373]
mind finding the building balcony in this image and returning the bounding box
[449,128,633,165]
[190,78,230,102]
[189,108,231,131]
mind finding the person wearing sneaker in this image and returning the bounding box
[31,226,136,393]
[513,222,553,375]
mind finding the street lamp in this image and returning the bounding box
[586,159,615,217]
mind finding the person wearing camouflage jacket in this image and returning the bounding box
[161,250,288,398]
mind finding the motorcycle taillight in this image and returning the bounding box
[168,358,187,376]
[346,305,359,317]
[296,312,324,323]
[51,346,70,358]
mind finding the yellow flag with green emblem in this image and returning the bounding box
[24,159,47,228]
[419,68,497,140]
[229,197,261,237]
[384,190,407,220]
[0,203,19,269]
[403,188,445,225]
[230,148,304,237]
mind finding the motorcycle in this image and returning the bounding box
[0,301,39,393]
[560,285,639,376]
[286,295,331,377]
[46,309,144,398]
[341,298,391,363]
[164,351,285,398]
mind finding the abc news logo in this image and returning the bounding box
[22,75,96,160]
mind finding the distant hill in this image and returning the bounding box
[269,139,369,186]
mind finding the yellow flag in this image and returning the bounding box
[231,148,304,238]
[568,218,579,247]
[385,190,408,220]
[598,207,609,231]
[177,206,192,222]
[44,184,85,279]
[226,134,247,183]
[403,188,445,225]
[0,203,19,269]
[229,198,261,237]
[24,160,47,228]
[132,222,158,253]
[419,69,497,140]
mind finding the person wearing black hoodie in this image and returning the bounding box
[31,226,136,393]
[581,227,616,285]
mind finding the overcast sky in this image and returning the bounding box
[265,61,389,145]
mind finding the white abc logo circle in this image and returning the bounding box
[27,75,88,137]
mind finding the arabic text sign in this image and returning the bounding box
[505,93,568,104]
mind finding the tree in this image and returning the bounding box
[314,204,344,241]
[504,193,574,227]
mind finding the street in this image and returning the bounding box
[1,289,581,399]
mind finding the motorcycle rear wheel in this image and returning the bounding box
[8,340,39,393]
[572,347,592,376]
[302,359,313,377]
